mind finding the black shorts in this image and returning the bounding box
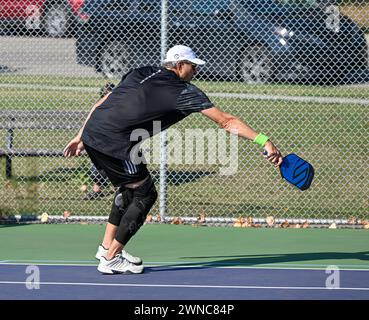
[84,143,150,187]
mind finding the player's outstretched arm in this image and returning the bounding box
[201,106,282,166]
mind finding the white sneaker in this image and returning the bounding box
[121,250,143,265]
[97,254,144,274]
[95,245,143,265]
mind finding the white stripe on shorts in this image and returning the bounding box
[124,160,138,174]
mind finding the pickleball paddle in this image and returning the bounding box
[263,151,314,190]
[279,153,314,190]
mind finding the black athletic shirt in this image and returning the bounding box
[81,66,214,159]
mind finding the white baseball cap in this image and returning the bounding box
[164,45,206,65]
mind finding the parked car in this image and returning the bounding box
[75,0,369,83]
[0,0,84,37]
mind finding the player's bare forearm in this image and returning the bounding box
[201,107,257,140]
[201,106,283,165]
[222,116,283,166]
[219,115,258,140]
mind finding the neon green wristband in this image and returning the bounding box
[254,133,269,147]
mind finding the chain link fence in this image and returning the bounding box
[0,0,368,227]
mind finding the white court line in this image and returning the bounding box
[0,262,369,272]
[1,83,368,105]
[208,92,369,105]
[0,281,368,291]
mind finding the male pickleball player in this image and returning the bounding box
[63,45,283,274]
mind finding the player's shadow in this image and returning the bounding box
[146,251,369,273]
[194,251,369,265]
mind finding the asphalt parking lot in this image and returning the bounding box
[0,36,97,77]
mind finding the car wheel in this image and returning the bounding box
[240,45,272,83]
[99,41,130,79]
[43,1,69,37]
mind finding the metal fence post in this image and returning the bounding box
[6,118,15,179]
[159,0,169,220]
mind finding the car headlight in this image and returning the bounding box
[274,27,294,45]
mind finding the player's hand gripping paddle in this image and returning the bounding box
[263,151,314,190]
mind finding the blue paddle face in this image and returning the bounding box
[280,154,314,190]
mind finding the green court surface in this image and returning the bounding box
[0,223,368,270]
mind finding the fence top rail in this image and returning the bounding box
[0,110,87,129]
[0,110,87,118]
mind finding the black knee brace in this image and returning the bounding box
[108,187,133,226]
[115,177,158,245]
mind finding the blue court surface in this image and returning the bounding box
[1,263,369,300]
